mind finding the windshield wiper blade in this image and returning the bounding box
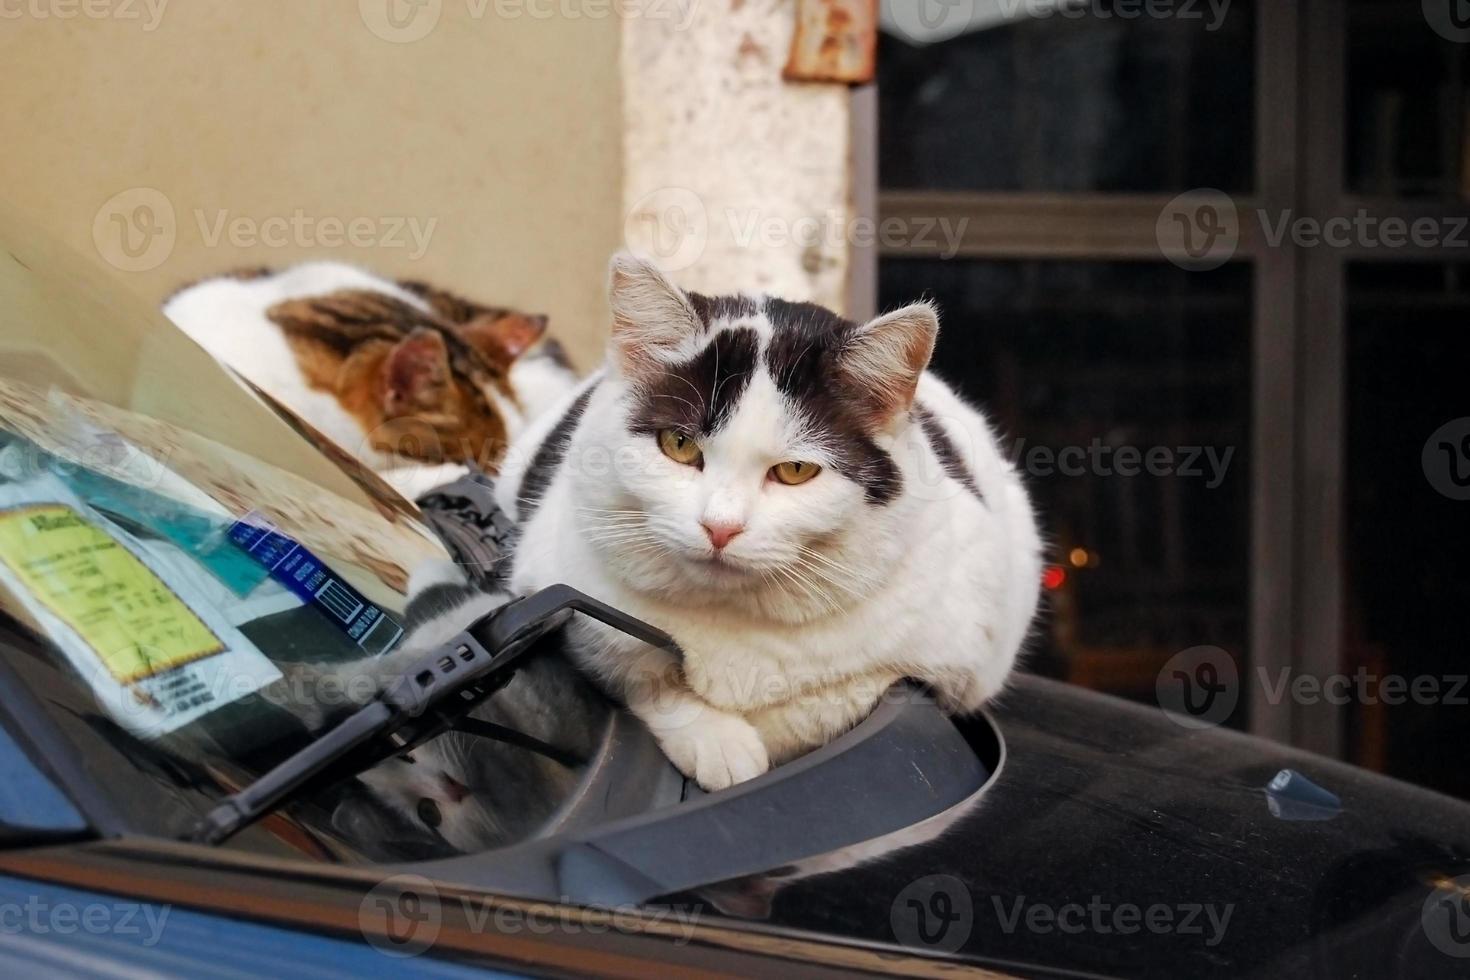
[186,585,680,846]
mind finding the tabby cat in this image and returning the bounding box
[163,263,577,498]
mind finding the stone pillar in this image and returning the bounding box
[620,0,856,313]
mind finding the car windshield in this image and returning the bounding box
[0,209,584,863]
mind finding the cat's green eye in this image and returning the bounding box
[657,429,703,467]
[771,461,821,486]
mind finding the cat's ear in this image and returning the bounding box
[842,302,939,426]
[456,312,549,368]
[383,327,454,417]
[607,252,702,377]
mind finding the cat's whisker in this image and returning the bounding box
[667,371,705,404]
[794,547,876,594]
[580,512,651,526]
[577,512,650,525]
[592,539,676,560]
[798,544,878,584]
[584,528,651,539]
[585,529,661,548]
[581,517,649,530]
[511,494,548,513]
[602,544,667,562]
[652,392,701,416]
[765,564,807,605]
[787,554,864,602]
[583,525,644,539]
[585,530,648,541]
[769,561,835,614]
[785,555,848,612]
[604,541,674,567]
[570,511,652,525]
[806,576,846,615]
[790,546,850,578]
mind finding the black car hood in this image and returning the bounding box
[677,675,1470,978]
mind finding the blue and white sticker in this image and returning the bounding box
[228,514,403,656]
[0,475,282,739]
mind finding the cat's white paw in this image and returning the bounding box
[657,711,770,792]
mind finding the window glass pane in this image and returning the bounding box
[879,2,1256,193]
[1345,261,1470,799]
[1347,0,1470,198]
[881,259,1253,726]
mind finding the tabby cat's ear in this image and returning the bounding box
[607,252,702,377]
[457,312,549,369]
[383,327,454,418]
[842,301,939,426]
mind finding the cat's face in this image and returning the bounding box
[357,744,493,853]
[267,288,552,470]
[334,328,510,468]
[585,255,938,597]
[608,368,872,586]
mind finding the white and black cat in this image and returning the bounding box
[491,253,1043,791]
[313,252,1041,850]
[163,263,577,499]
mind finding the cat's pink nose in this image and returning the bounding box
[439,773,470,803]
[701,521,745,551]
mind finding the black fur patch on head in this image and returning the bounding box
[914,404,985,504]
[763,299,903,506]
[629,327,759,438]
[687,292,760,327]
[518,382,597,520]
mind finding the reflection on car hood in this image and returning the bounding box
[688,675,1470,979]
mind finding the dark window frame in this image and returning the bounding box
[859,0,1466,758]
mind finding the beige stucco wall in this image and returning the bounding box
[0,0,624,370]
[0,1,856,373]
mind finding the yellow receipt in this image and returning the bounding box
[0,504,224,683]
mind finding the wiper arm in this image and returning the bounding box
[187,585,680,846]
